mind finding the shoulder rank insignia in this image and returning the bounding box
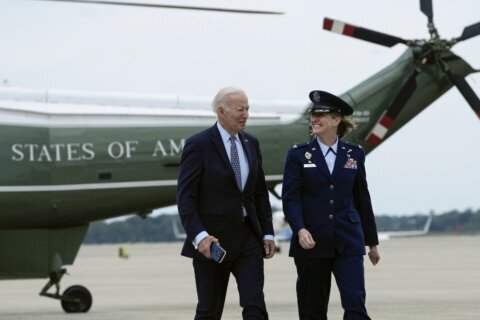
[344,140,363,150]
[292,142,308,149]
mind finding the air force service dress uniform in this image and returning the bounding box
[282,91,379,320]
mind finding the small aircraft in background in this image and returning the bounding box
[272,211,434,244]
[377,213,434,241]
[0,0,478,313]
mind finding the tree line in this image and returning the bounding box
[84,208,480,244]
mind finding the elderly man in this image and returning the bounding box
[177,87,276,320]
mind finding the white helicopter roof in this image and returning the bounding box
[0,86,308,127]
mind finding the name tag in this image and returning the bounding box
[303,163,317,168]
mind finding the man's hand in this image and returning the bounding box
[263,240,276,259]
[298,228,316,249]
[198,235,219,259]
[368,245,380,266]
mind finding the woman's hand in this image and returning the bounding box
[368,245,380,265]
[298,228,316,249]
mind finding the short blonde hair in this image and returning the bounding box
[310,113,357,138]
[337,115,357,138]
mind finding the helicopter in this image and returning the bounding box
[0,0,478,313]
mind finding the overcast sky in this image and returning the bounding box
[1,0,479,216]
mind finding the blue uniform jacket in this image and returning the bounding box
[282,139,379,258]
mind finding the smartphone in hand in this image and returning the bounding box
[210,242,226,263]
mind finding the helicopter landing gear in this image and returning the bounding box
[60,285,92,313]
[39,268,92,313]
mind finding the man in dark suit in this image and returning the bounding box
[177,87,276,320]
[282,90,380,320]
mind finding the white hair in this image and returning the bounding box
[211,87,246,112]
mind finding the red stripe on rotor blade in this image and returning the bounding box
[379,115,393,128]
[323,18,333,30]
[343,24,355,36]
[477,110,480,119]
[367,134,381,146]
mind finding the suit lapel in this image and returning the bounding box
[332,140,347,178]
[209,125,239,187]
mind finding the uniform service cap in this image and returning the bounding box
[308,90,353,116]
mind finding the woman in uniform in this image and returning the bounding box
[282,90,381,320]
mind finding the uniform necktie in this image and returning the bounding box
[325,147,336,157]
[229,136,242,190]
[324,147,336,174]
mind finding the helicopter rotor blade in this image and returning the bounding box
[446,72,480,119]
[420,0,433,24]
[323,18,408,47]
[33,0,284,15]
[455,22,480,42]
[366,70,419,146]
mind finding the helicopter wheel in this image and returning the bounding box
[60,285,92,313]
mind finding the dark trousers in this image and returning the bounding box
[294,255,371,320]
[193,220,268,320]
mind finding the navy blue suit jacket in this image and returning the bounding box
[177,124,274,261]
[282,139,379,258]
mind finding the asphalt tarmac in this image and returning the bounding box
[1,235,479,319]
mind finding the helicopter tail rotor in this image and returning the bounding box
[454,22,480,43]
[445,71,480,119]
[420,0,433,24]
[420,0,440,40]
[323,18,408,47]
[325,0,479,146]
[421,0,480,45]
[419,0,480,44]
[419,0,479,118]
[365,69,419,146]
